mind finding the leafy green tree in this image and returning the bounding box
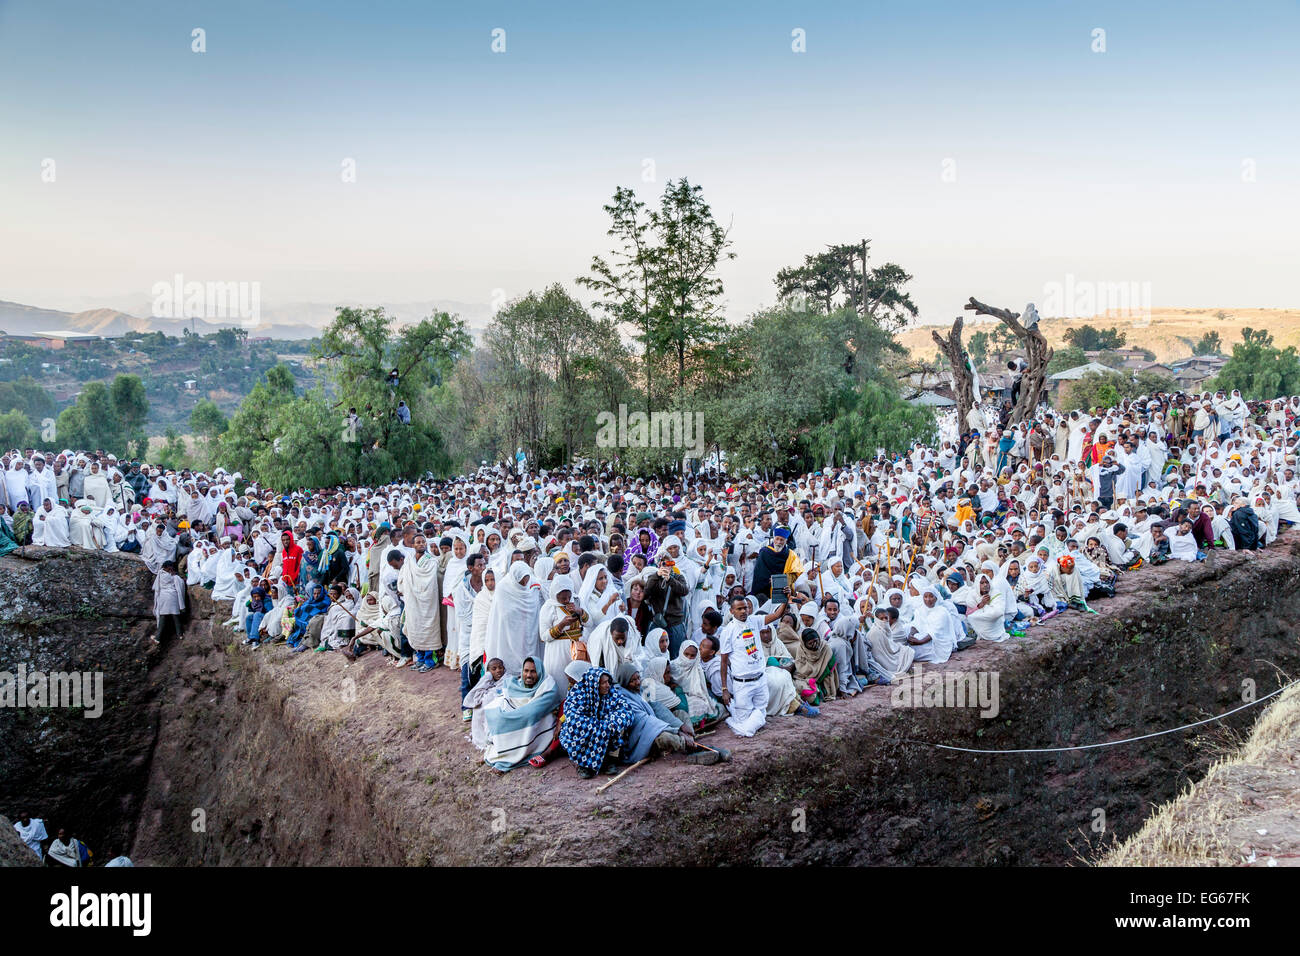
[0,377,55,424]
[1193,330,1223,356]
[1063,324,1127,351]
[967,331,990,366]
[1212,327,1300,400]
[580,178,734,400]
[1046,345,1087,375]
[154,426,191,470]
[0,408,37,449]
[55,382,122,454]
[218,363,297,476]
[774,241,918,333]
[189,399,228,468]
[218,305,471,486]
[1096,349,1127,369]
[1059,369,1177,412]
[701,305,925,472]
[645,178,734,394]
[109,374,149,457]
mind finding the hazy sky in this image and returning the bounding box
[2,0,1297,325]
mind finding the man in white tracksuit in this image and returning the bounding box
[717,595,769,737]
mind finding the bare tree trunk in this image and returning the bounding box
[931,315,974,429]
[962,297,1053,425]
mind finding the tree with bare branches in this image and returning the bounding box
[930,315,975,430]
[962,296,1053,425]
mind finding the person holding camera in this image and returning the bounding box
[644,545,690,656]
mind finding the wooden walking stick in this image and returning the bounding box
[595,757,651,793]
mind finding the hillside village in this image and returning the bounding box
[0,327,318,434]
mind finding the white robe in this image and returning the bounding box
[484,562,539,676]
[397,550,443,651]
[33,504,71,547]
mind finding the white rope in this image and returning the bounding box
[896,679,1300,755]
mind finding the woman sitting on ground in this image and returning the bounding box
[559,666,636,779]
[286,582,330,651]
[668,639,726,728]
[793,627,838,704]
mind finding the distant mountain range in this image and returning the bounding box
[0,297,496,341]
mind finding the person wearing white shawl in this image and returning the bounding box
[26,456,58,508]
[5,460,30,508]
[585,614,639,673]
[349,589,395,657]
[820,556,854,608]
[319,586,359,650]
[398,536,444,670]
[151,559,186,644]
[256,583,292,644]
[252,521,277,566]
[911,585,959,659]
[1017,557,1053,616]
[67,499,101,549]
[148,475,177,507]
[469,568,496,664]
[539,576,588,683]
[462,658,506,750]
[32,497,71,547]
[441,534,469,669]
[685,538,724,634]
[140,522,177,573]
[210,540,241,600]
[578,562,622,632]
[1167,519,1200,561]
[485,561,538,677]
[81,463,110,512]
[186,542,212,586]
[634,628,682,712]
[669,639,726,725]
[865,605,914,681]
[223,566,253,627]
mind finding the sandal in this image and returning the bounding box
[528,755,547,768]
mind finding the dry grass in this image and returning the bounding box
[1098,682,1300,867]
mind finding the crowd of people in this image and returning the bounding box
[2,386,1296,779]
[9,813,131,867]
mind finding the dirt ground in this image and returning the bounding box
[124,532,1300,866]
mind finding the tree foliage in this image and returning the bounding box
[53,375,151,457]
[1212,327,1300,400]
[774,241,918,333]
[1192,330,1222,356]
[1059,369,1177,412]
[1046,345,1087,375]
[1063,324,1126,351]
[219,308,469,487]
[579,178,734,398]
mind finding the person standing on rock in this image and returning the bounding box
[153,558,187,644]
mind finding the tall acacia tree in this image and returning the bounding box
[775,240,918,333]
